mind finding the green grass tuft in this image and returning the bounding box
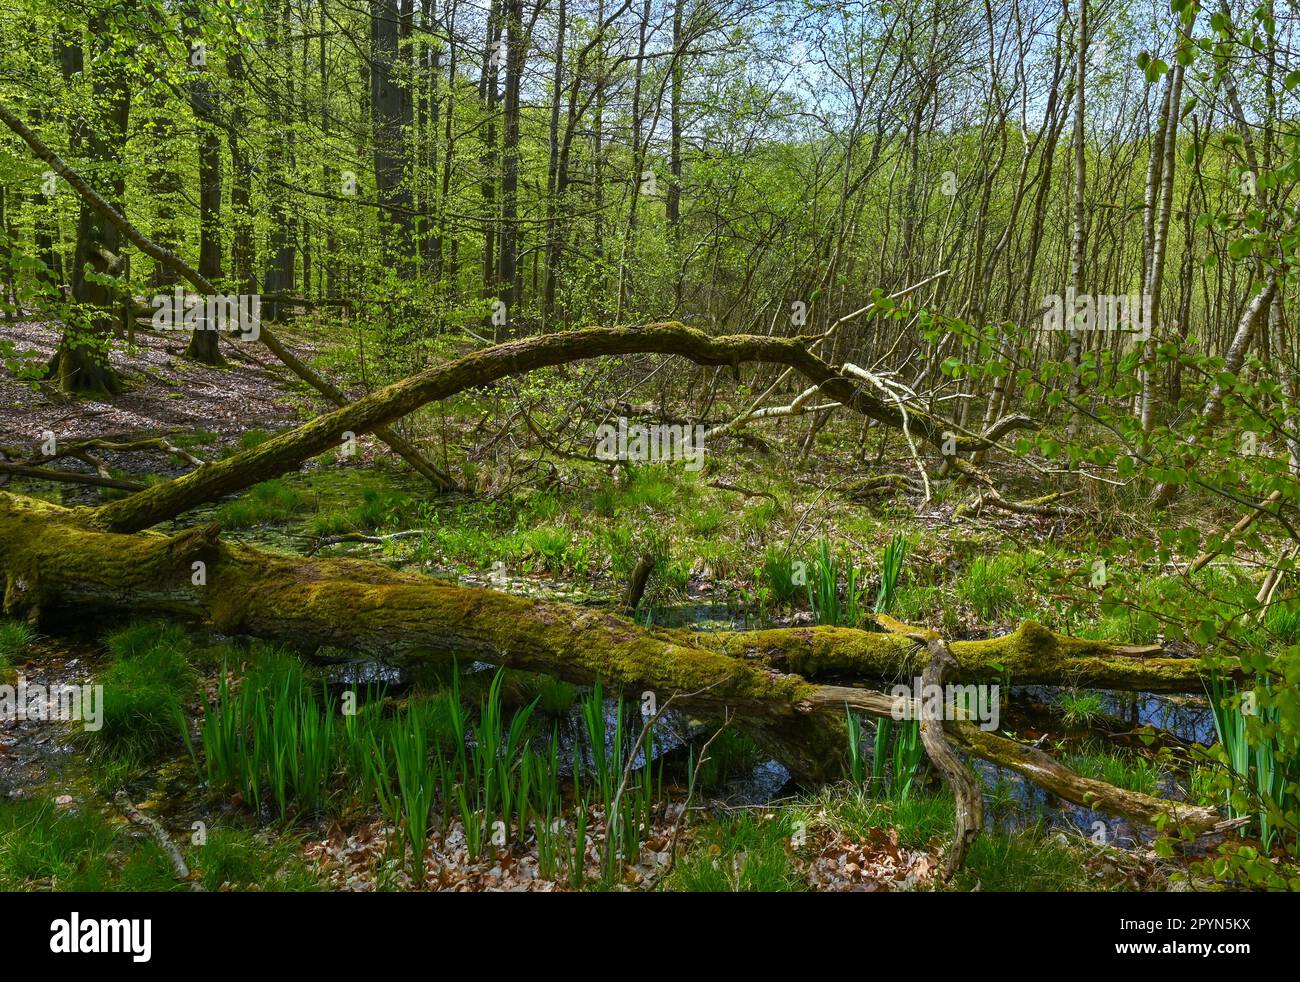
[97,621,199,760]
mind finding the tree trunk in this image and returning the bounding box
[499,0,524,309]
[48,11,128,398]
[0,488,1229,835]
[184,6,226,367]
[370,0,416,267]
[1064,0,1087,445]
[81,322,1032,535]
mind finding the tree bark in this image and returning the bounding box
[371,0,416,266]
[183,6,226,367]
[49,11,129,398]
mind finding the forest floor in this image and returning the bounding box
[0,317,1274,891]
[0,316,325,449]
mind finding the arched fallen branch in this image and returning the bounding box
[76,322,1038,535]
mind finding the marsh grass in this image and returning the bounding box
[0,620,35,681]
[196,828,322,891]
[621,466,683,512]
[0,799,179,891]
[948,825,1103,892]
[956,553,1021,622]
[1062,746,1162,796]
[98,621,198,760]
[762,545,800,605]
[665,788,1100,893]
[661,810,804,892]
[216,478,308,528]
[1054,690,1105,729]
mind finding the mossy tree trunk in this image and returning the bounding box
[0,490,1228,835]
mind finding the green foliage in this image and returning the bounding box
[956,553,1021,622]
[1062,746,1163,796]
[846,708,867,788]
[866,716,924,800]
[761,544,801,605]
[1054,690,1105,729]
[237,429,273,452]
[195,660,337,819]
[692,728,765,790]
[874,533,909,615]
[0,620,35,679]
[621,466,682,513]
[662,811,804,892]
[580,679,661,885]
[806,536,866,627]
[1205,672,1298,853]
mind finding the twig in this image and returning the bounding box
[114,791,204,891]
[667,713,733,872]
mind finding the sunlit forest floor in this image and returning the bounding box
[0,316,1279,891]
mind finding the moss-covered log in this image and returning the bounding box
[700,616,1210,693]
[0,490,1227,833]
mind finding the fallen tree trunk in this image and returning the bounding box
[0,490,1227,834]
[702,615,1210,693]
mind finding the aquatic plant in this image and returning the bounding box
[846,707,867,788]
[1208,672,1295,851]
[874,533,909,615]
[1054,690,1105,729]
[761,545,799,605]
[807,536,843,626]
[195,663,337,819]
